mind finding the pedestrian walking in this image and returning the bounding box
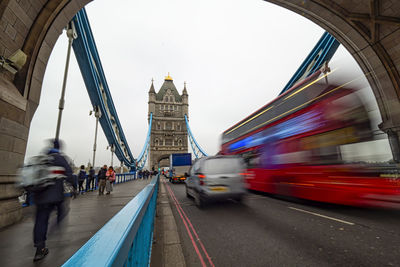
[87,166,95,191]
[106,166,116,195]
[78,165,86,194]
[31,139,74,261]
[98,165,107,195]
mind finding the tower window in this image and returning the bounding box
[165,139,172,146]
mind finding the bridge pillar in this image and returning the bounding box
[387,130,400,163]
[379,121,400,163]
[0,0,92,228]
[0,79,30,228]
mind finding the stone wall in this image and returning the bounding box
[0,0,91,228]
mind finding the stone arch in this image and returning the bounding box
[157,154,170,168]
[1,0,399,227]
[0,0,93,228]
[264,0,400,160]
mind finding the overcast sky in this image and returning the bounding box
[25,0,391,168]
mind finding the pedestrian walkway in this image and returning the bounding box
[0,178,151,267]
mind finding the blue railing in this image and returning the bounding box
[63,175,159,266]
[115,173,136,184]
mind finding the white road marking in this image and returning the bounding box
[288,207,355,226]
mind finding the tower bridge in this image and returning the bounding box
[0,1,400,266]
[148,74,189,170]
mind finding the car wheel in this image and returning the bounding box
[195,192,205,208]
[185,185,192,198]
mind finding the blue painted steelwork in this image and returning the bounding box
[136,113,153,170]
[279,31,340,95]
[63,175,159,267]
[185,115,208,159]
[71,8,136,169]
[115,173,136,184]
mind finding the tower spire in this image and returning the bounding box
[149,78,155,93]
[165,72,173,81]
[182,81,188,95]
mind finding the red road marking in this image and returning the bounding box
[164,180,215,267]
[164,180,207,267]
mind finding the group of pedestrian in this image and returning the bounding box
[96,165,116,195]
[138,169,153,179]
[73,164,116,195]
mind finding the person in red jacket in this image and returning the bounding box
[105,166,116,194]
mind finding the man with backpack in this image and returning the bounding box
[31,139,74,262]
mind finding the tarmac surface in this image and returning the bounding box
[165,179,400,267]
[0,178,151,267]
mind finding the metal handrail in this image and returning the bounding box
[63,175,159,266]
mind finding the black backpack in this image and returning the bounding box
[78,170,86,181]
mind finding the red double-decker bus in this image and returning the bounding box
[221,72,400,208]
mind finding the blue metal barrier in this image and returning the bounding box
[115,173,136,184]
[63,175,159,266]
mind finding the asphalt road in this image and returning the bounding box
[163,178,400,267]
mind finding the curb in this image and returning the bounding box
[151,180,186,267]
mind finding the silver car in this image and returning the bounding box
[185,155,247,208]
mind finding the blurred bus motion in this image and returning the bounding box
[221,71,400,208]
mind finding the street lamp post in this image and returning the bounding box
[107,144,115,167]
[90,106,101,169]
[55,22,77,140]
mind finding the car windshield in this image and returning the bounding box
[203,158,243,175]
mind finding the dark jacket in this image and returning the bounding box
[98,168,107,180]
[33,150,73,205]
[78,170,86,182]
[89,168,95,178]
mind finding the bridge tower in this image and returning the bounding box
[148,74,189,170]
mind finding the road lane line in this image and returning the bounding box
[288,207,355,225]
[168,185,215,267]
[163,180,207,267]
[165,181,215,267]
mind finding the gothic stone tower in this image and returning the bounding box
[148,74,189,169]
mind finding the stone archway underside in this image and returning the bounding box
[264,0,400,154]
[0,0,400,227]
[0,0,92,228]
